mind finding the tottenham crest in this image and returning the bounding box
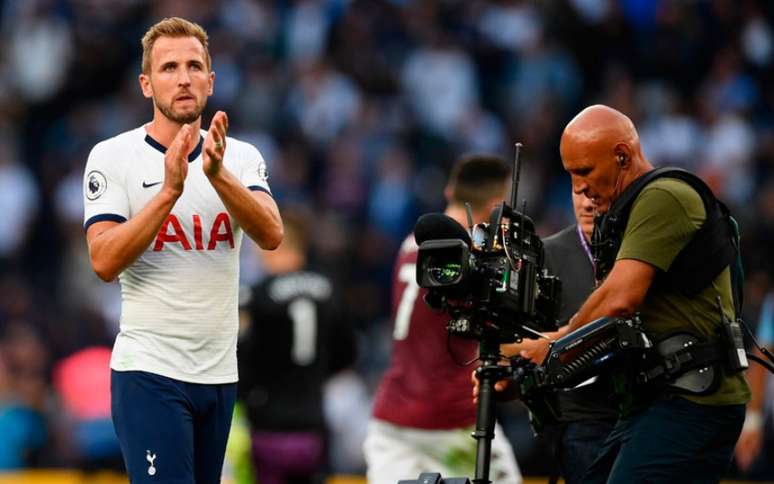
[86,170,107,200]
[146,449,157,476]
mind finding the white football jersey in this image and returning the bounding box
[83,125,272,384]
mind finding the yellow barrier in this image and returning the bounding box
[0,471,127,484]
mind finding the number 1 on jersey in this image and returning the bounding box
[289,298,317,365]
[394,263,419,340]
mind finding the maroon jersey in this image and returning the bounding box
[372,236,478,429]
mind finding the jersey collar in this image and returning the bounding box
[144,133,204,162]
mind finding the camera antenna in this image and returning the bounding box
[519,200,527,254]
[486,203,504,251]
[465,202,474,236]
[510,142,523,209]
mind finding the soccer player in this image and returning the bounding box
[735,292,774,478]
[364,155,522,484]
[83,17,282,483]
[237,209,356,484]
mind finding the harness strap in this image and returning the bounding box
[593,167,741,305]
[639,341,725,383]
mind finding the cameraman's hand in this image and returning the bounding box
[501,341,524,358]
[518,338,551,364]
[515,327,570,363]
[471,369,515,404]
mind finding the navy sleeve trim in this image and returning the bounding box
[248,185,272,196]
[84,214,127,233]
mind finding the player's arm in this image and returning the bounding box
[86,125,194,282]
[202,111,283,250]
[87,193,177,281]
[735,297,772,470]
[734,346,767,468]
[207,173,282,249]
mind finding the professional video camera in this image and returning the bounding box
[414,144,561,344]
[402,147,774,484]
[401,144,563,484]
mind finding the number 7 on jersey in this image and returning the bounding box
[393,263,419,340]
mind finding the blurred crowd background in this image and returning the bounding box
[0,0,773,480]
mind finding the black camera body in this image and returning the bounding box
[414,203,561,343]
[400,143,563,484]
[398,473,471,484]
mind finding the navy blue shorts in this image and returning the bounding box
[111,370,236,484]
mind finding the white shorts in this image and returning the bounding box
[363,419,522,484]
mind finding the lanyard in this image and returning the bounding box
[577,224,595,268]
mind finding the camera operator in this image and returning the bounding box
[486,104,750,483]
[364,155,522,484]
[503,190,618,483]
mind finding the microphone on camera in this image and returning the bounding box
[414,213,472,247]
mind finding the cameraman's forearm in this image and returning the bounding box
[87,189,179,281]
[568,288,608,332]
[568,259,656,331]
[548,327,570,340]
[501,328,569,357]
[568,286,635,332]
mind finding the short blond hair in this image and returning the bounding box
[141,17,211,74]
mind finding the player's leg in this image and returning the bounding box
[191,382,237,484]
[489,422,523,484]
[400,422,520,483]
[111,370,195,484]
[364,419,433,484]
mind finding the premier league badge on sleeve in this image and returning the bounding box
[258,164,269,182]
[86,170,107,200]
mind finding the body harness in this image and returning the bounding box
[591,167,754,395]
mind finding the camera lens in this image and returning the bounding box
[428,260,462,285]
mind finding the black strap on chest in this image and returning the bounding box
[591,167,740,304]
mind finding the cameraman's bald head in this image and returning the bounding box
[560,105,652,212]
[562,105,639,153]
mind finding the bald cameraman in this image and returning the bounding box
[493,105,749,483]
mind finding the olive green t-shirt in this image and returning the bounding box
[617,178,750,406]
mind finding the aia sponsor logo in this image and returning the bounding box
[154,213,234,251]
